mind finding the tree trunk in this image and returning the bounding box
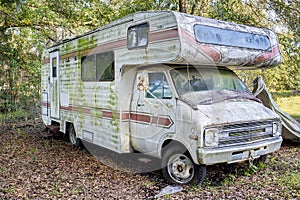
[179,0,187,13]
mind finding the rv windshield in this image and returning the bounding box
[194,25,271,51]
[170,67,259,106]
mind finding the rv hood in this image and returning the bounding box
[179,90,261,109]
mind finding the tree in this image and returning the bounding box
[0,0,299,114]
[204,0,299,90]
[179,0,187,13]
[0,0,115,112]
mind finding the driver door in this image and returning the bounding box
[130,71,176,154]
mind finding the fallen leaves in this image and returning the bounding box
[0,119,299,199]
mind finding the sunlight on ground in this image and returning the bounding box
[274,95,300,120]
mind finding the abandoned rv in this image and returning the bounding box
[41,11,283,184]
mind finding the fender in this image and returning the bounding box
[157,133,200,165]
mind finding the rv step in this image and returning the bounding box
[42,125,60,137]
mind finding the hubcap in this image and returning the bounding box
[167,154,194,183]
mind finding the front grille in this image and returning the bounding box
[218,121,274,147]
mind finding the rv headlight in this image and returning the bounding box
[204,128,219,147]
[272,122,281,137]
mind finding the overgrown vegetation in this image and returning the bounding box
[0,0,299,114]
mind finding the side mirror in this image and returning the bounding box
[137,73,149,91]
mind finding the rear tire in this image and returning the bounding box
[68,124,80,147]
[161,145,206,184]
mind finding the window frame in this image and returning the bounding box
[127,22,150,50]
[146,72,173,99]
[81,51,115,82]
[52,57,57,78]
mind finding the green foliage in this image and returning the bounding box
[221,174,236,186]
[278,172,300,192]
[208,0,299,91]
[0,0,299,118]
[208,0,262,26]
[109,0,178,19]
[0,110,29,124]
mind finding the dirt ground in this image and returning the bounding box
[0,119,299,199]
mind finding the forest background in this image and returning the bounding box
[0,0,299,118]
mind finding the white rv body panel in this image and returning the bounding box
[41,11,282,174]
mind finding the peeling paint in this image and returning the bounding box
[41,11,282,166]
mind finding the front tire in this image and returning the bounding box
[161,146,206,184]
[68,124,80,147]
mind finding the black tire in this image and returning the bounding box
[161,145,206,184]
[68,124,80,147]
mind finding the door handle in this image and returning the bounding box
[137,103,145,107]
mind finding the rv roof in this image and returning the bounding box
[49,11,173,48]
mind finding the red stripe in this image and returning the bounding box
[79,39,127,57]
[42,59,50,64]
[149,29,179,42]
[52,105,173,128]
[253,45,280,64]
[180,29,222,62]
[102,110,121,119]
[130,113,151,124]
[42,28,179,64]
[102,110,113,118]
[42,102,48,107]
[157,117,173,128]
[61,105,91,114]
[121,113,130,121]
[128,112,173,128]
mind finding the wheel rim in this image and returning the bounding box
[167,153,194,184]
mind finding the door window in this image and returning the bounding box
[146,73,172,99]
[52,57,57,78]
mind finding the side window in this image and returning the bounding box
[52,57,57,78]
[146,73,172,99]
[96,51,114,81]
[81,55,96,81]
[81,51,114,82]
[127,23,149,49]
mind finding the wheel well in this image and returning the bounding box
[65,122,73,134]
[161,139,189,156]
[161,139,200,166]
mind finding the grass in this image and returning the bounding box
[272,91,300,120]
[0,110,29,125]
[278,172,300,191]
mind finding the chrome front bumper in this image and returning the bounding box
[197,137,283,165]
